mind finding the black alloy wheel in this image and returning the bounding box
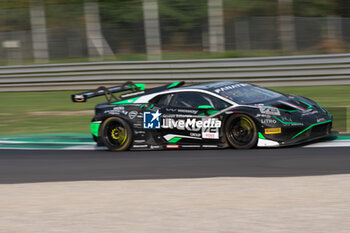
[100,117,133,151]
[225,114,258,149]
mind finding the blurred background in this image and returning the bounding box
[1,0,350,64]
[0,0,348,139]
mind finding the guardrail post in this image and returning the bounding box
[208,0,225,53]
[29,0,49,63]
[143,0,162,60]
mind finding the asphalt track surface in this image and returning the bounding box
[0,147,350,184]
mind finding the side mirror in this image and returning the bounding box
[197,105,214,110]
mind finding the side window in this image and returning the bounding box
[204,94,230,109]
[212,96,230,109]
[150,93,174,106]
[169,92,230,109]
[170,92,206,108]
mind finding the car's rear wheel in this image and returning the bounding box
[225,114,258,149]
[100,117,133,151]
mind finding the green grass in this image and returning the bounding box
[0,85,349,136]
[269,86,350,107]
[0,91,106,136]
[269,85,350,132]
[0,50,288,66]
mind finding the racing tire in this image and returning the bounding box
[100,117,133,151]
[225,114,258,149]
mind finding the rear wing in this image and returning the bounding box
[71,81,145,104]
[71,81,185,104]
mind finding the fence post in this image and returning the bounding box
[208,0,225,52]
[84,0,114,61]
[235,17,250,51]
[143,0,162,60]
[29,0,49,63]
[278,0,296,52]
[327,16,342,40]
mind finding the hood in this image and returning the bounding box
[265,95,313,112]
[258,94,330,124]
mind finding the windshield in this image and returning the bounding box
[213,83,283,104]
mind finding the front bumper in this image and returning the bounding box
[258,120,332,147]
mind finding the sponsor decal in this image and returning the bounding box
[181,145,201,148]
[261,119,277,124]
[104,110,126,115]
[190,133,201,137]
[280,116,293,122]
[150,145,161,149]
[265,128,282,134]
[162,114,176,118]
[259,106,280,116]
[288,123,304,126]
[162,118,221,131]
[134,139,146,143]
[165,108,198,114]
[134,130,145,134]
[214,83,248,93]
[202,145,218,148]
[302,109,319,116]
[256,114,271,118]
[104,106,128,115]
[132,145,148,148]
[128,111,138,119]
[163,114,201,119]
[202,127,219,139]
[143,110,161,129]
[166,145,179,149]
[177,109,198,114]
[317,118,326,123]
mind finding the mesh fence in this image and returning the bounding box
[0,2,349,64]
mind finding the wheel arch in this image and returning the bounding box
[222,106,262,131]
[222,108,261,149]
[91,113,134,140]
[98,116,134,151]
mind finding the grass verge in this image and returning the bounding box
[0,50,289,66]
[0,85,349,136]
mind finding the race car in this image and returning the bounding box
[72,81,332,151]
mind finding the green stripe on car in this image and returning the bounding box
[167,81,181,89]
[291,120,332,139]
[90,122,101,137]
[168,137,182,144]
[112,96,140,105]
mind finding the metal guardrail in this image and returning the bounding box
[1,53,350,91]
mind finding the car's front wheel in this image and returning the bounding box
[100,117,133,151]
[225,114,258,149]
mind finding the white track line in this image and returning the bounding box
[0,140,349,150]
[304,140,350,148]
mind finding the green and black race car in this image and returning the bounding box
[72,81,332,151]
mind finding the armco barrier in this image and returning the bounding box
[1,53,350,91]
